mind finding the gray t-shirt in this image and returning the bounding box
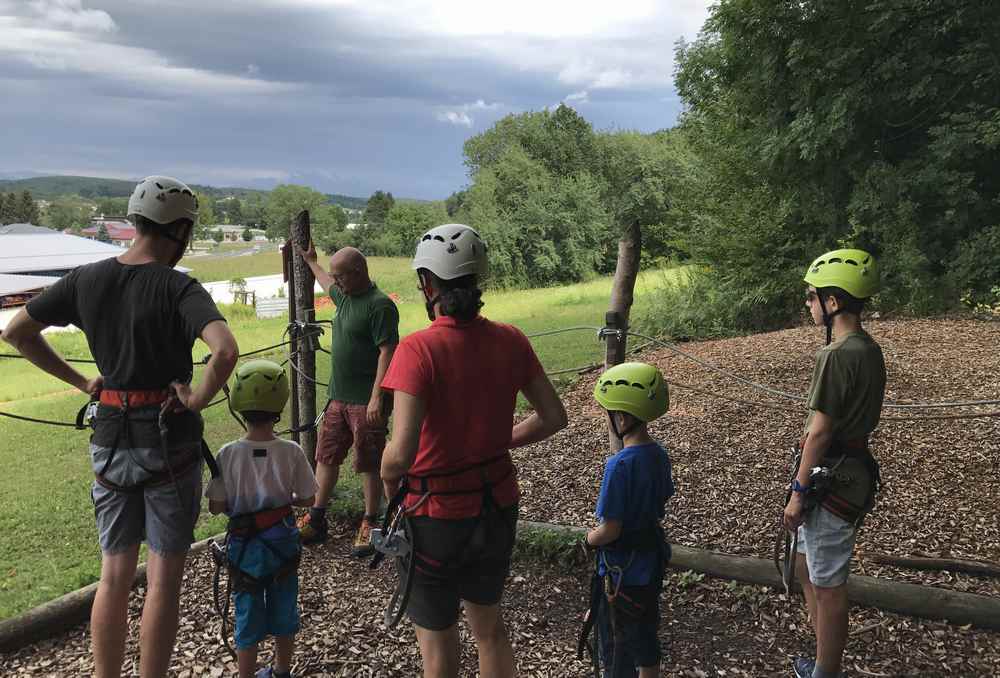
[206,437,317,516]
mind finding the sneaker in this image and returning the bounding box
[351,517,376,557]
[297,512,328,545]
[793,657,816,678]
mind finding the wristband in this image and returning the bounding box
[791,479,810,494]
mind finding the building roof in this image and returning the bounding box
[0,233,127,274]
[0,273,62,296]
[0,223,53,235]
[81,221,137,241]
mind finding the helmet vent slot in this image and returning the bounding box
[155,182,164,189]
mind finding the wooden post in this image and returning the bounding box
[282,241,300,444]
[290,210,317,464]
[603,221,642,452]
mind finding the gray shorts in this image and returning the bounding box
[91,455,203,555]
[796,506,857,587]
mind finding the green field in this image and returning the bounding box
[0,264,677,619]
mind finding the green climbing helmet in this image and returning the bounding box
[230,360,289,414]
[593,362,669,423]
[803,248,880,299]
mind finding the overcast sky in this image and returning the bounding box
[0,0,711,199]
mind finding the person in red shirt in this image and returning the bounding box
[380,224,568,678]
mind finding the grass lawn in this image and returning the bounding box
[0,264,678,619]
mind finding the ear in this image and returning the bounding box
[824,292,841,312]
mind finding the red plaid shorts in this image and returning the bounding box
[315,400,387,473]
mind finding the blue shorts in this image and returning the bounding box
[229,533,301,649]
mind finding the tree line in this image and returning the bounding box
[0,191,41,226]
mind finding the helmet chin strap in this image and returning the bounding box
[817,295,842,346]
[163,225,191,268]
[608,412,640,442]
[418,274,440,321]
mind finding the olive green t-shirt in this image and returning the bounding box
[803,331,887,442]
[327,283,400,405]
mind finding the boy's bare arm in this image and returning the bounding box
[586,519,623,547]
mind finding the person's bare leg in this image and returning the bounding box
[638,666,659,678]
[237,645,259,678]
[362,471,381,518]
[814,584,849,675]
[139,550,188,678]
[91,545,140,678]
[312,460,340,509]
[414,623,461,678]
[796,557,818,623]
[463,601,515,678]
[274,635,295,674]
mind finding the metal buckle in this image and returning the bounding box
[371,527,411,559]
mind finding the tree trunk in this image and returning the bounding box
[290,211,317,464]
[604,221,642,452]
[282,241,300,444]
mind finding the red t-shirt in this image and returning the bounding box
[381,315,545,518]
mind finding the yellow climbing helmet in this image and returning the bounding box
[593,362,669,422]
[804,248,880,299]
[229,360,289,414]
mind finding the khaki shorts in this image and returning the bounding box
[315,400,387,473]
[796,506,857,587]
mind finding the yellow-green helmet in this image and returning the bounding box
[593,362,669,422]
[804,248,879,299]
[230,360,289,414]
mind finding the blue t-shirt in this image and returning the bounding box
[595,442,674,586]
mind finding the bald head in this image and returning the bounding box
[328,246,371,295]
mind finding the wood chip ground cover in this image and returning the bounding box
[4,319,999,675]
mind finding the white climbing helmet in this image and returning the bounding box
[411,223,488,280]
[127,176,199,226]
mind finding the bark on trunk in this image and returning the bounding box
[290,210,317,465]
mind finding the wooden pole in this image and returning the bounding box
[290,210,317,464]
[603,221,642,452]
[282,240,300,444]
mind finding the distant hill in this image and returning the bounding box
[0,175,381,209]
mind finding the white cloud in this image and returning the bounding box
[0,10,296,98]
[436,110,473,127]
[246,63,260,76]
[564,90,589,104]
[26,0,117,33]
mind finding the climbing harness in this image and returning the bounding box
[370,452,517,628]
[210,505,301,658]
[775,438,881,594]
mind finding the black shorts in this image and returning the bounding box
[596,583,662,673]
[405,504,518,631]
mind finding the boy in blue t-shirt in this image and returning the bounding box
[586,362,674,678]
[206,360,318,678]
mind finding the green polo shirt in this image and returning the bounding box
[327,283,400,405]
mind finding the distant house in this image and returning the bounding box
[79,219,136,247]
[209,224,266,242]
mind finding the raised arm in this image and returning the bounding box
[510,374,568,449]
[294,240,334,293]
[1,308,102,397]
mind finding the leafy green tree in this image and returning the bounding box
[44,198,88,231]
[362,190,395,229]
[244,193,268,231]
[196,192,216,231]
[241,226,253,242]
[211,229,224,243]
[0,194,10,225]
[95,197,128,217]
[16,191,40,224]
[96,223,112,243]
[228,198,244,225]
[444,190,467,218]
[367,202,449,256]
[265,184,332,240]
[312,204,351,254]
[671,0,1000,324]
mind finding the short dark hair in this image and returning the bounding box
[240,410,280,424]
[132,214,194,237]
[419,270,483,322]
[817,286,865,316]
